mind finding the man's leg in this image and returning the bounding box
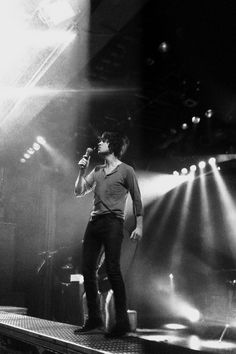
[103,216,130,336]
[75,221,103,332]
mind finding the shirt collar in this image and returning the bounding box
[102,162,122,176]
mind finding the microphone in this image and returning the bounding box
[83,147,94,159]
[78,147,94,169]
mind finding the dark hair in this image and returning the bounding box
[101,132,129,158]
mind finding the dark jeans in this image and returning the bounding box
[82,214,128,324]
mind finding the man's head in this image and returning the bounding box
[98,132,129,158]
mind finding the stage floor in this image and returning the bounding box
[1,312,236,353]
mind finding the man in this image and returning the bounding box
[74,132,143,337]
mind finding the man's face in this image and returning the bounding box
[98,137,110,156]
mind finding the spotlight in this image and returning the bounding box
[20,158,26,163]
[27,148,35,155]
[24,153,31,159]
[181,123,188,130]
[190,165,197,172]
[205,109,213,118]
[173,171,179,176]
[169,273,174,279]
[208,157,216,165]
[192,116,201,124]
[198,161,206,169]
[181,168,188,175]
[36,136,46,145]
[158,41,169,53]
[33,143,41,151]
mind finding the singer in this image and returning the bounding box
[74,131,143,338]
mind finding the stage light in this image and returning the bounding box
[205,109,213,118]
[208,157,216,166]
[33,143,41,151]
[173,171,179,176]
[198,161,206,169]
[192,116,201,124]
[20,158,26,163]
[38,0,76,26]
[36,136,46,145]
[24,153,31,159]
[181,168,188,175]
[169,273,174,279]
[158,41,169,53]
[27,148,35,155]
[190,165,197,172]
[181,123,188,130]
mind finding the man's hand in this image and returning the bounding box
[78,156,90,169]
[130,226,142,242]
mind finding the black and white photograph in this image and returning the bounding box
[1,1,236,353]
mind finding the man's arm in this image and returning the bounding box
[130,215,143,241]
[74,157,94,197]
[126,166,144,241]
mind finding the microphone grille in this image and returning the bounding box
[86,147,93,156]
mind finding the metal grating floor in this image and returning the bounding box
[1,312,234,353]
[0,312,155,354]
